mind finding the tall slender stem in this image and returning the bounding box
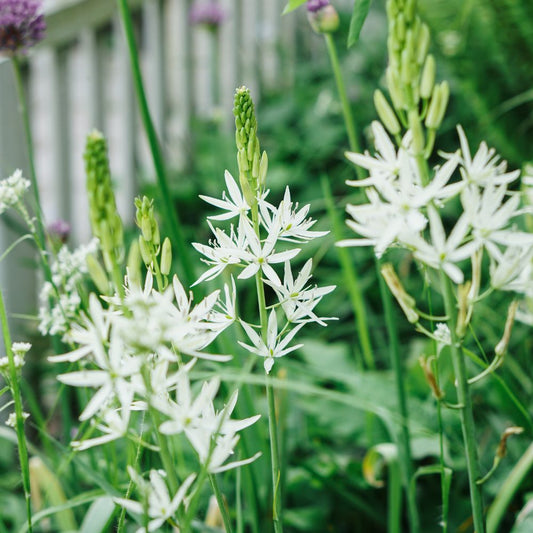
[209,474,234,533]
[11,57,46,246]
[115,0,195,287]
[0,291,33,533]
[440,273,485,533]
[251,210,283,533]
[323,34,364,174]
[378,264,420,533]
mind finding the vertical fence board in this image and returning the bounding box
[164,0,193,170]
[238,0,259,98]
[110,17,137,223]
[219,0,239,129]
[258,0,280,91]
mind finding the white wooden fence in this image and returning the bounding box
[0,0,312,328]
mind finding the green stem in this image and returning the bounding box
[0,291,33,533]
[440,273,485,533]
[322,176,374,369]
[487,441,533,533]
[388,457,402,533]
[115,0,195,287]
[209,474,233,533]
[378,263,420,533]
[251,211,283,533]
[11,57,46,247]
[324,34,364,174]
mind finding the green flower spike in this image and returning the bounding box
[233,86,265,208]
[85,130,124,274]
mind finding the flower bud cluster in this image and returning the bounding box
[306,0,339,34]
[233,86,267,208]
[85,130,124,273]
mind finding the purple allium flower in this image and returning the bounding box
[306,0,330,12]
[306,0,339,34]
[189,2,225,31]
[48,219,70,244]
[0,0,45,54]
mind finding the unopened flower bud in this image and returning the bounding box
[404,0,417,23]
[126,241,142,287]
[374,90,401,136]
[425,82,449,130]
[141,215,152,242]
[456,282,471,338]
[420,54,436,99]
[408,109,425,154]
[386,67,405,110]
[160,237,172,276]
[259,151,268,187]
[306,0,339,34]
[416,23,430,65]
[86,253,110,295]
[138,236,152,266]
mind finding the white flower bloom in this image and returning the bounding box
[115,468,196,533]
[0,169,30,214]
[345,121,403,180]
[403,206,479,284]
[259,187,328,243]
[192,221,246,285]
[71,401,132,450]
[461,185,533,258]
[454,126,520,187]
[239,310,304,373]
[490,245,533,293]
[200,170,250,220]
[236,217,300,284]
[264,260,335,325]
[434,323,452,346]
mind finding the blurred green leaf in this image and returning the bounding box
[79,497,116,533]
[348,0,373,47]
[282,0,308,15]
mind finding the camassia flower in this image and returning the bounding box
[0,0,45,54]
[115,468,196,533]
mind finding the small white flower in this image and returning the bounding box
[115,469,196,533]
[454,126,520,187]
[434,323,452,346]
[0,169,31,214]
[259,187,328,243]
[6,411,29,427]
[200,170,251,220]
[239,310,304,373]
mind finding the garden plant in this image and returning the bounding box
[1,0,533,532]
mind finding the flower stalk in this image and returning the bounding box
[0,291,33,533]
[440,273,485,533]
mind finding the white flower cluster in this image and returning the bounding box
[38,238,99,337]
[0,169,30,214]
[194,170,335,373]
[49,271,260,477]
[340,121,533,287]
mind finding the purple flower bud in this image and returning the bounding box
[48,219,70,244]
[0,0,45,55]
[189,2,225,31]
[306,0,339,34]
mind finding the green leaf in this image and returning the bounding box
[79,497,116,533]
[282,0,308,15]
[347,0,373,48]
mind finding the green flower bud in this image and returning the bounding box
[435,81,449,127]
[374,90,401,136]
[425,82,449,130]
[86,253,110,295]
[160,237,172,276]
[404,0,416,23]
[408,109,425,153]
[126,240,142,287]
[138,236,152,266]
[259,151,268,188]
[416,23,430,65]
[141,215,152,242]
[386,67,406,110]
[420,54,436,99]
